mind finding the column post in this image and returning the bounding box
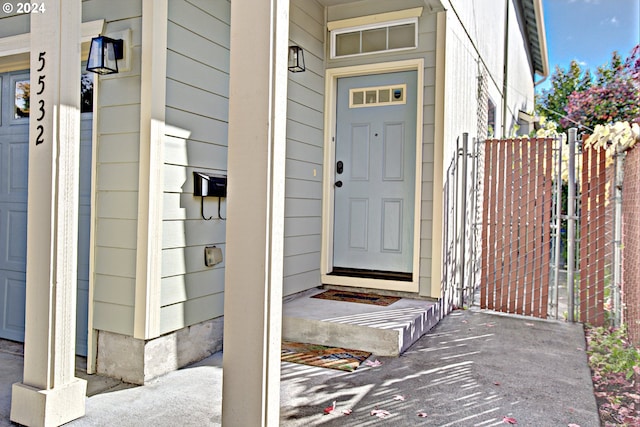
[221,0,290,425]
[10,1,87,426]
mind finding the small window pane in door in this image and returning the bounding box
[14,80,30,119]
[388,23,415,49]
[362,28,386,53]
[378,89,390,103]
[352,91,364,105]
[336,32,361,56]
[365,90,377,104]
[392,87,404,102]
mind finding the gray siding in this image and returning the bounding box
[161,0,230,335]
[284,0,326,296]
[87,0,143,336]
[159,0,325,334]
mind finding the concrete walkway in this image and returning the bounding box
[1,309,599,426]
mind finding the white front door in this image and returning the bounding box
[0,69,92,355]
[332,71,417,279]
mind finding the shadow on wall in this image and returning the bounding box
[165,119,226,367]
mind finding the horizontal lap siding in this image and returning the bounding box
[419,13,437,296]
[161,0,230,335]
[284,0,325,296]
[90,1,143,335]
[0,0,150,38]
[161,0,324,326]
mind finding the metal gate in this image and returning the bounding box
[442,130,618,324]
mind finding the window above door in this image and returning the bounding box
[328,8,422,59]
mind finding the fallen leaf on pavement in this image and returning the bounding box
[503,416,517,424]
[342,409,353,415]
[393,395,405,401]
[323,401,336,415]
[567,423,581,427]
[371,409,391,418]
[417,412,428,417]
[365,359,383,367]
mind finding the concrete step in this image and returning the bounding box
[282,288,441,357]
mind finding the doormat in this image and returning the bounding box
[311,289,400,306]
[281,341,371,372]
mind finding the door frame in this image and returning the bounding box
[321,59,424,293]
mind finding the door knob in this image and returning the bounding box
[335,180,343,188]
[336,161,344,174]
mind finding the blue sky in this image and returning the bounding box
[538,0,640,92]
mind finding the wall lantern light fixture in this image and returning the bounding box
[288,45,305,73]
[86,36,124,75]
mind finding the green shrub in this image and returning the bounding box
[586,326,640,380]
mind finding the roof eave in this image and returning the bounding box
[531,0,550,77]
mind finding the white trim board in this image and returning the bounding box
[0,20,105,72]
[321,59,424,294]
[327,7,423,31]
[134,0,168,340]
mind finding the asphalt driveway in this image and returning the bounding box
[2,308,600,426]
[280,308,600,427]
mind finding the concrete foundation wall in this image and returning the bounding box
[97,317,223,384]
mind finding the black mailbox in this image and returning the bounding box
[193,172,227,197]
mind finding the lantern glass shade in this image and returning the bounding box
[288,46,305,73]
[86,36,124,75]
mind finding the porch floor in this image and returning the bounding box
[282,288,440,356]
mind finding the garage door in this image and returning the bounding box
[0,69,92,356]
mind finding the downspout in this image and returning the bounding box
[501,0,510,138]
[534,74,548,87]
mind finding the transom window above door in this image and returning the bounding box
[331,18,418,59]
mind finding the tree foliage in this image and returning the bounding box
[536,45,640,133]
[535,60,592,133]
[563,46,640,131]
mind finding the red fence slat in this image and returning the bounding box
[480,140,493,309]
[539,138,553,318]
[503,139,515,313]
[523,139,536,316]
[515,141,527,315]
